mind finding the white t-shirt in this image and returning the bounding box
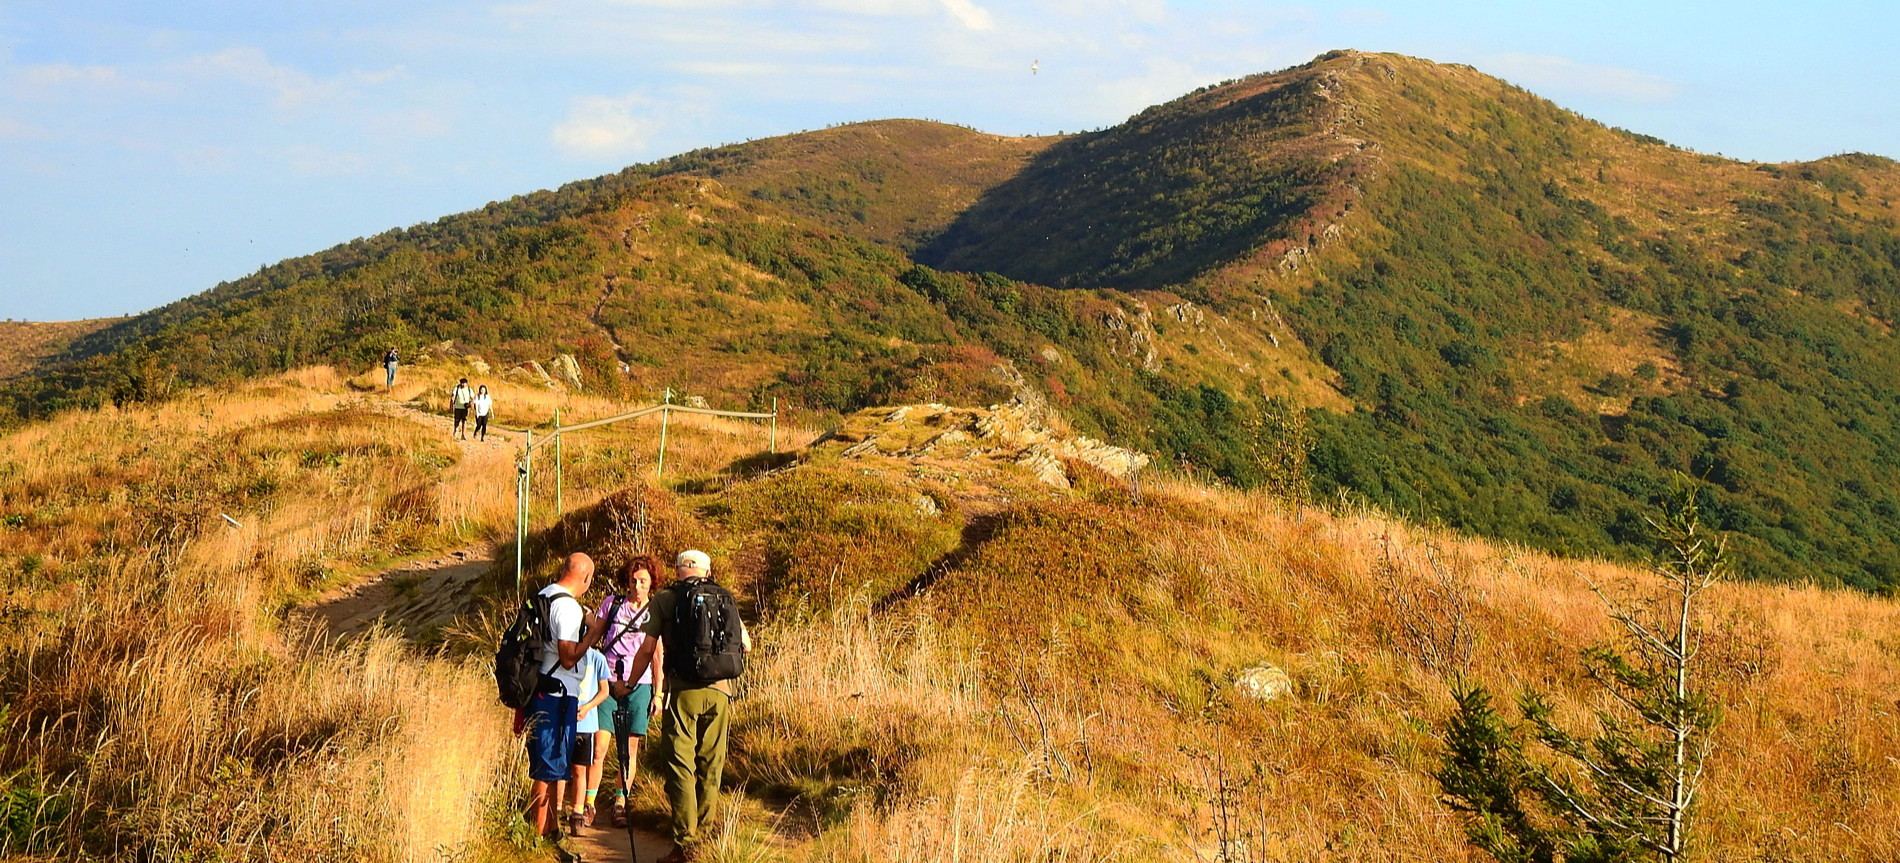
[537,584,586,695]
[473,394,492,417]
[574,649,611,733]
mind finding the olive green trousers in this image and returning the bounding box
[660,687,730,845]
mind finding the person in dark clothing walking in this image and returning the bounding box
[450,378,474,439]
[383,347,400,389]
[625,550,750,863]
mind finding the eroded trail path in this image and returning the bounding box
[302,397,512,639]
[304,545,496,638]
[309,396,676,861]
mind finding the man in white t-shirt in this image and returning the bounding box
[450,378,475,439]
[525,553,605,840]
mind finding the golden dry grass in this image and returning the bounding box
[678,459,1900,862]
[5,369,1897,862]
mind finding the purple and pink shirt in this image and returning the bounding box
[595,594,654,686]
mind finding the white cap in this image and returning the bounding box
[675,549,711,572]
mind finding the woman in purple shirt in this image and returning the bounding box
[593,554,664,828]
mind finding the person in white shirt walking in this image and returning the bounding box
[450,378,475,439]
[473,386,493,442]
[524,554,605,840]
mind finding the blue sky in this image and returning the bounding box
[3,0,1895,321]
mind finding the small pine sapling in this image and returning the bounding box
[1437,477,1725,863]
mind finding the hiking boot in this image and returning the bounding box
[567,811,586,835]
[582,804,595,828]
[611,796,627,828]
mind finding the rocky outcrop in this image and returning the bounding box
[1166,301,1207,331]
[547,354,583,390]
[420,339,472,361]
[826,402,1150,489]
[1099,302,1160,372]
[504,360,553,387]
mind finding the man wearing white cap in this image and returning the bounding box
[626,549,750,863]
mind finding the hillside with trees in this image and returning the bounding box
[9,50,1900,589]
[3,369,1895,861]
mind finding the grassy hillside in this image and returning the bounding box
[640,118,1059,248]
[907,51,1900,589]
[915,62,1357,293]
[0,173,1323,497]
[1268,53,1900,589]
[13,50,1900,590]
[4,374,1895,861]
[0,319,119,380]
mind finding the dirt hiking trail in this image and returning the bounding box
[568,816,675,863]
[304,546,494,638]
[304,395,512,638]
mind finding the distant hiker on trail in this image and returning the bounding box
[523,553,606,840]
[450,378,474,439]
[566,644,613,834]
[594,555,665,829]
[382,347,399,389]
[624,549,750,863]
[473,385,493,442]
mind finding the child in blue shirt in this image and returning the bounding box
[565,647,612,833]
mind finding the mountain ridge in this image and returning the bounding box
[9,49,1900,588]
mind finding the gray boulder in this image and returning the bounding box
[1233,665,1293,701]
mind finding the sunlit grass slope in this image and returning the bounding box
[536,407,1900,862]
[6,368,1897,860]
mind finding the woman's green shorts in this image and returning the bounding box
[611,683,654,738]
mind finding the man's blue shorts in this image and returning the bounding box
[526,691,578,782]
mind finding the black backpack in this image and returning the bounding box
[494,590,564,708]
[664,578,747,685]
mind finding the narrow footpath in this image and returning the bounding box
[320,391,677,861]
[569,819,675,863]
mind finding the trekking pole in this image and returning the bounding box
[619,672,639,863]
[656,389,672,478]
[626,789,640,863]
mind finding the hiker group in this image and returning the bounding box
[375,348,491,441]
[448,378,493,441]
[498,548,749,863]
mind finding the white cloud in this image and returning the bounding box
[169,48,405,113]
[10,62,173,99]
[283,144,373,177]
[552,94,653,159]
[22,63,122,86]
[939,0,994,30]
[1488,53,1679,103]
[177,48,330,110]
[0,112,48,140]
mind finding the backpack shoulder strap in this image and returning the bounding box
[600,593,632,652]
